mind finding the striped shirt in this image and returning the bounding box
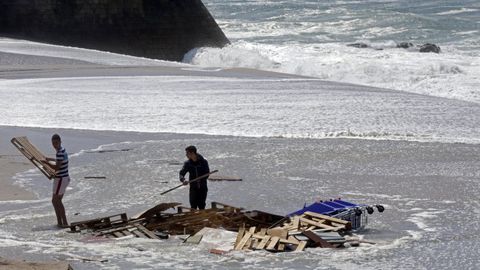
[56,147,69,177]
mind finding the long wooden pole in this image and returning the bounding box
[160,170,218,195]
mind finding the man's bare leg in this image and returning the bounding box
[52,194,68,227]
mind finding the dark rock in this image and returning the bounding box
[397,42,414,49]
[347,42,369,48]
[419,43,441,53]
[0,0,230,62]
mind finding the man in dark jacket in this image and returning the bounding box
[179,145,210,209]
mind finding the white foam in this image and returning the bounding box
[1,75,479,144]
[185,41,480,104]
[437,8,478,15]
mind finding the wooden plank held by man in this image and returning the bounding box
[11,136,56,179]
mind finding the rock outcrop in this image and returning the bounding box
[0,0,230,61]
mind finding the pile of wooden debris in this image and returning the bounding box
[69,201,373,253]
[233,211,363,252]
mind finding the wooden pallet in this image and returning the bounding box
[232,211,353,252]
[234,226,308,252]
[11,136,56,179]
[96,223,160,239]
[70,213,128,232]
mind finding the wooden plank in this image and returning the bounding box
[295,241,307,252]
[235,227,246,247]
[11,137,56,179]
[303,211,351,229]
[255,236,271,250]
[184,234,203,244]
[97,225,135,235]
[234,232,252,250]
[211,201,244,212]
[311,217,346,230]
[266,236,280,251]
[70,213,128,228]
[299,217,338,231]
[135,224,160,239]
[243,238,253,250]
[242,226,256,250]
[292,216,300,230]
[131,229,147,238]
[303,211,350,224]
[133,203,181,219]
[113,231,124,238]
[267,228,288,239]
[302,230,335,248]
[280,236,300,245]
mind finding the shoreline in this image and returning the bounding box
[2,124,479,204]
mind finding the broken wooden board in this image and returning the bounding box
[11,136,56,179]
[303,211,352,230]
[302,230,335,248]
[132,202,181,219]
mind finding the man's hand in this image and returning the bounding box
[180,178,188,185]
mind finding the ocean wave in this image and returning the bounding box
[185,42,480,104]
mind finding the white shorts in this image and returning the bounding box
[53,176,70,196]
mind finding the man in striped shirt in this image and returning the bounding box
[45,134,70,228]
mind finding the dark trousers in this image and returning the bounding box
[189,188,207,210]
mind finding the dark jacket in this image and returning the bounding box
[179,154,210,190]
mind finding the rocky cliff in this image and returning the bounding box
[0,0,230,61]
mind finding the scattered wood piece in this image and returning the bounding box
[302,230,335,248]
[304,211,352,230]
[295,241,307,252]
[84,176,107,179]
[255,235,271,250]
[132,202,181,219]
[184,234,203,244]
[266,236,280,251]
[234,232,252,250]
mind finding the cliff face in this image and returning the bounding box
[0,0,230,61]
